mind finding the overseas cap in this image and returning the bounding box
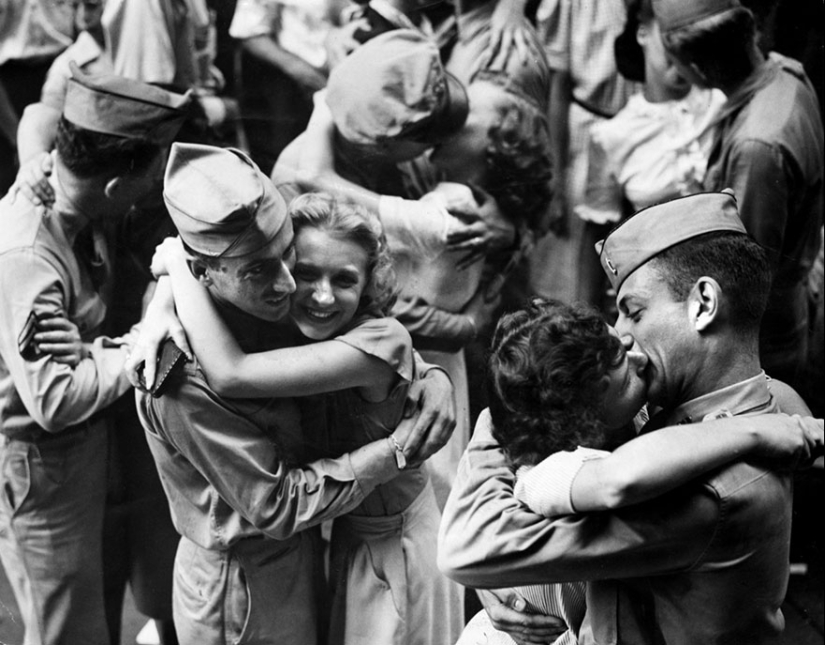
[63,62,190,145]
[163,143,289,259]
[326,29,469,146]
[596,189,747,291]
[653,0,742,33]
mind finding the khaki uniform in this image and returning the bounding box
[0,182,130,644]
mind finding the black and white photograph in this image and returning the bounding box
[0,0,822,643]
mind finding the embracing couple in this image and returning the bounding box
[439,190,823,645]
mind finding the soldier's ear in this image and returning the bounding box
[689,276,721,332]
[103,175,124,199]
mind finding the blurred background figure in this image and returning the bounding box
[16,0,111,179]
[658,0,823,401]
[574,0,725,299]
[526,0,639,312]
[0,0,73,192]
[229,0,348,175]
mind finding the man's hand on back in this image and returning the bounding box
[476,588,569,645]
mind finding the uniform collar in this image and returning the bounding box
[665,371,775,426]
[213,299,297,355]
[715,53,793,125]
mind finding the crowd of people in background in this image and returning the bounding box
[0,0,823,644]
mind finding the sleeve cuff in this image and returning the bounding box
[348,437,401,498]
[514,448,605,517]
[88,337,132,399]
[418,363,453,385]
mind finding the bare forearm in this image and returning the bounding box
[304,169,380,212]
[242,35,325,83]
[17,103,60,163]
[165,257,390,398]
[571,420,758,510]
[571,414,817,511]
[165,257,248,386]
[294,101,381,211]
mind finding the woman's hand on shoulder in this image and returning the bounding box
[10,151,54,207]
[124,277,192,391]
[150,236,188,279]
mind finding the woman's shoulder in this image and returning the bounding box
[340,315,411,341]
[336,316,414,382]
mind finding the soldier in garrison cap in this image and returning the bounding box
[126,143,457,644]
[653,0,824,400]
[440,190,816,645]
[0,66,188,645]
[274,29,470,201]
[589,189,805,643]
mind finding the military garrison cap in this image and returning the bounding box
[596,189,748,291]
[63,62,189,145]
[653,0,743,33]
[163,143,289,259]
[325,29,469,146]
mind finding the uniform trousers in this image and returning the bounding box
[0,424,109,645]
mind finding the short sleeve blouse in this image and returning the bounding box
[325,316,415,452]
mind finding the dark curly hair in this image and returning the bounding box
[487,298,624,468]
[56,116,163,179]
[473,82,553,233]
[289,192,398,318]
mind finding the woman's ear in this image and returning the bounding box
[687,61,709,86]
[188,258,213,286]
[636,22,650,47]
[597,373,611,396]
